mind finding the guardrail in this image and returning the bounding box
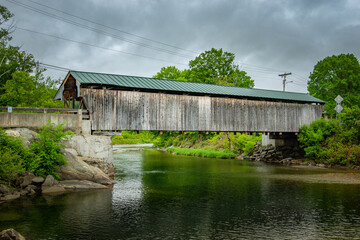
[0,107,86,113]
[0,107,90,120]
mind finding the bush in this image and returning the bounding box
[26,121,73,179]
[0,130,27,185]
[298,111,360,166]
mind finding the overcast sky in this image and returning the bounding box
[2,0,359,92]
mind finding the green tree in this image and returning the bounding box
[0,5,14,41]
[153,48,254,88]
[189,48,254,88]
[308,53,360,116]
[0,71,36,106]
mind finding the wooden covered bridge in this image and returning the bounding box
[54,71,324,134]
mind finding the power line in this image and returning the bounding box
[16,26,188,66]
[39,62,70,72]
[25,0,199,55]
[279,72,292,91]
[6,0,195,59]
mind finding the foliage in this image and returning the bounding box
[112,131,156,144]
[167,147,237,159]
[230,133,262,155]
[153,48,254,88]
[0,5,14,41]
[152,131,261,158]
[189,48,254,88]
[26,122,73,179]
[0,5,62,108]
[308,53,360,116]
[298,109,360,165]
[0,129,27,185]
[153,66,189,81]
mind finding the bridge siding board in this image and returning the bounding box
[82,89,323,132]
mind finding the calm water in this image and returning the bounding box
[1,150,360,239]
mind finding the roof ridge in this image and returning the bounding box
[70,70,311,96]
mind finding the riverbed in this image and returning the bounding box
[1,150,360,239]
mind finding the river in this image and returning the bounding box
[1,150,360,239]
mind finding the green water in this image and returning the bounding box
[1,150,360,239]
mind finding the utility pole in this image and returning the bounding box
[279,72,292,91]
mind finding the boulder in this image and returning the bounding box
[5,128,37,147]
[41,185,66,194]
[0,192,20,201]
[20,173,35,188]
[4,130,20,138]
[80,157,115,178]
[31,177,44,184]
[0,185,10,195]
[42,175,56,187]
[59,180,108,190]
[0,229,26,240]
[64,135,113,163]
[57,149,115,185]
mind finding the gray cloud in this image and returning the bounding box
[2,0,359,93]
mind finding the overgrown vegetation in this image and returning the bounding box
[26,122,73,179]
[0,122,73,186]
[298,107,360,166]
[153,131,261,157]
[112,131,156,144]
[0,130,28,185]
[167,148,237,159]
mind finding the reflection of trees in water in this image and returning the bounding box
[0,189,113,240]
[138,151,360,239]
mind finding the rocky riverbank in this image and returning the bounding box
[0,128,115,203]
[247,143,360,171]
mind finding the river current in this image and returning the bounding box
[1,150,360,239]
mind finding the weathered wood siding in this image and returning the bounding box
[82,89,323,132]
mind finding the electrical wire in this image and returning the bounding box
[25,0,200,55]
[16,26,188,66]
[6,0,195,59]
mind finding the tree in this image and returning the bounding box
[0,5,14,41]
[153,66,184,80]
[308,53,360,116]
[0,41,36,87]
[153,48,254,88]
[189,48,254,88]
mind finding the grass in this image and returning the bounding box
[112,131,155,144]
[167,147,237,159]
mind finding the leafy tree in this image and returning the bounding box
[308,53,360,116]
[0,71,36,106]
[153,66,183,80]
[189,48,254,88]
[0,35,37,89]
[153,48,254,88]
[0,5,14,41]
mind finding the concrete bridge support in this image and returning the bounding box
[262,133,299,147]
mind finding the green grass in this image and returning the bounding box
[167,147,237,159]
[112,131,155,144]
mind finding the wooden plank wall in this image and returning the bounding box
[82,88,323,132]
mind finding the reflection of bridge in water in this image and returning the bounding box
[54,71,324,144]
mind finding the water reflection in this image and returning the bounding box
[0,150,359,239]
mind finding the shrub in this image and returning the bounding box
[26,121,73,179]
[0,130,27,185]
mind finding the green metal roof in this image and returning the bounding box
[67,71,325,104]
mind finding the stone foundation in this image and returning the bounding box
[248,143,305,163]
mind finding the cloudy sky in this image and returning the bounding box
[2,0,359,92]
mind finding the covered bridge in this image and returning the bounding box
[54,71,324,133]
